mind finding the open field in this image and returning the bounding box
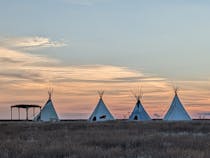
[0,121,210,158]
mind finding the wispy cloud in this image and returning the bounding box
[0,36,66,50]
[0,47,58,66]
[0,48,162,85]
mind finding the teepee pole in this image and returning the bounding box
[97,90,104,99]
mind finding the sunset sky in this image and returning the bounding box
[0,0,210,119]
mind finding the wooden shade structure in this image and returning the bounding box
[11,104,41,120]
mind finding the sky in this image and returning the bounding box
[0,0,210,119]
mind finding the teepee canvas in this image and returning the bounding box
[34,90,59,122]
[129,91,151,121]
[164,90,191,121]
[88,91,115,122]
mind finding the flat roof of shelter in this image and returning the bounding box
[11,104,41,108]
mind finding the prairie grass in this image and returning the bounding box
[0,120,209,158]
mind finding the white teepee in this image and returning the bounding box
[164,90,191,121]
[88,91,115,122]
[129,90,151,121]
[34,90,59,122]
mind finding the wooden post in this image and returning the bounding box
[18,107,20,120]
[26,107,29,121]
[39,107,41,120]
[11,107,12,120]
[33,107,35,117]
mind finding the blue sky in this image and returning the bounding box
[0,0,210,119]
[1,0,210,79]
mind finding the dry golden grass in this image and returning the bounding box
[0,120,209,158]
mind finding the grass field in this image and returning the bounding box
[0,120,210,158]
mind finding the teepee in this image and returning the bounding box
[34,89,59,122]
[164,89,191,121]
[88,91,115,122]
[129,90,151,121]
